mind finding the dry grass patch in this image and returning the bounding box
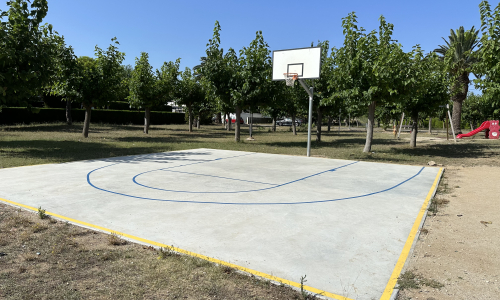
[0,203,319,299]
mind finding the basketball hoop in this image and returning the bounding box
[284,73,298,87]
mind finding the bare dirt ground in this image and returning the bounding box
[397,166,500,300]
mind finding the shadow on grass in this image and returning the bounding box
[0,123,191,133]
[389,143,499,159]
[2,123,82,133]
[262,137,403,149]
[0,140,179,163]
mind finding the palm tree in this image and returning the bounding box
[434,26,480,134]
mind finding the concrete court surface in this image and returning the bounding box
[0,149,442,300]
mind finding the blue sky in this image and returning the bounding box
[1,0,484,91]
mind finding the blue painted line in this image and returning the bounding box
[131,161,358,194]
[86,162,425,205]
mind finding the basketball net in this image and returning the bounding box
[284,73,298,87]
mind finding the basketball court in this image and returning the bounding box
[0,148,442,299]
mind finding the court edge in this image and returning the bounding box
[380,167,444,300]
[0,196,353,300]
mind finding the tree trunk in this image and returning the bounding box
[235,106,241,141]
[316,107,322,142]
[65,99,72,125]
[197,112,201,129]
[226,112,231,131]
[363,101,376,153]
[450,72,469,134]
[410,111,418,147]
[144,107,151,134]
[82,104,91,138]
[188,106,193,132]
[451,100,463,134]
[291,113,297,135]
[216,112,222,124]
[327,116,331,132]
[272,117,276,132]
[428,118,432,134]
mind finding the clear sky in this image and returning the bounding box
[1,0,484,89]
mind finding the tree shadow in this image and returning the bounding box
[0,140,215,164]
[389,143,499,159]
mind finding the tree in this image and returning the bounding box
[176,67,205,132]
[332,13,407,152]
[259,81,288,132]
[49,38,79,125]
[117,64,133,102]
[79,38,125,137]
[0,0,63,106]
[462,92,500,128]
[233,30,272,141]
[434,26,480,134]
[202,21,238,133]
[400,48,448,147]
[310,41,335,142]
[128,52,157,133]
[475,1,500,110]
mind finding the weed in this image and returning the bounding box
[420,277,445,289]
[31,222,48,233]
[397,270,444,290]
[157,246,176,259]
[37,206,48,219]
[428,199,438,214]
[428,197,450,215]
[108,232,127,246]
[300,275,308,299]
[220,265,234,275]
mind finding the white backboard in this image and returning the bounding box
[272,46,322,81]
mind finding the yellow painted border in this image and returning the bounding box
[0,196,353,300]
[380,167,444,299]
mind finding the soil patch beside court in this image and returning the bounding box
[397,166,500,300]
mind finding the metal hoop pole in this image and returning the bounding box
[297,79,314,157]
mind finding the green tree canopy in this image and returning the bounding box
[77,38,125,137]
[400,48,448,147]
[331,13,407,152]
[176,67,205,132]
[475,1,500,109]
[0,0,63,106]
[128,52,156,133]
[201,21,238,133]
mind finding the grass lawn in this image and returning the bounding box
[1,122,499,299]
[1,122,499,169]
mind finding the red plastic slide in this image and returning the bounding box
[457,120,500,139]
